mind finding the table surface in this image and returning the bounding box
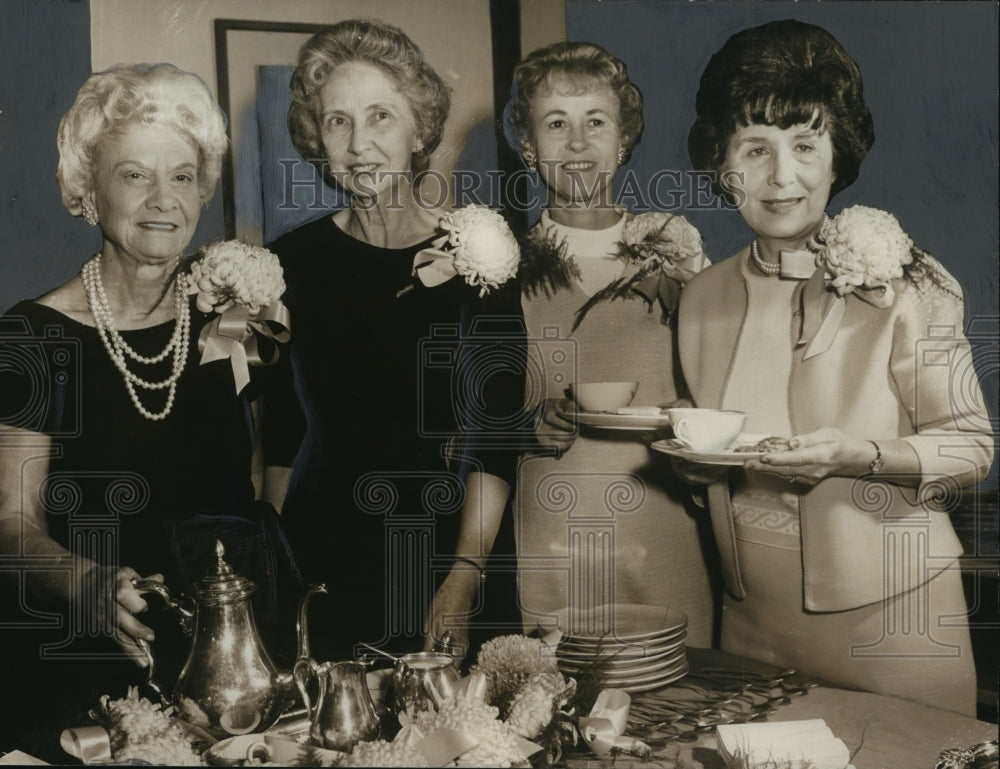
[566,648,998,769]
[5,646,994,767]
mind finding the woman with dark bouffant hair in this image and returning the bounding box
[677,19,992,714]
[266,19,525,664]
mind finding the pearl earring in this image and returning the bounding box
[522,148,537,171]
[82,201,98,227]
[617,147,627,166]
[413,141,425,155]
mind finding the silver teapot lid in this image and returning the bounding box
[194,540,256,604]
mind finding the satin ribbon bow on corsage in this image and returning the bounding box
[795,206,914,360]
[410,204,520,296]
[187,240,290,394]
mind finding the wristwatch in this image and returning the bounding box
[868,441,884,473]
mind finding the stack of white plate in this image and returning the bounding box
[553,604,688,693]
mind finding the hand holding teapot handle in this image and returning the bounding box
[130,577,196,681]
[105,568,159,668]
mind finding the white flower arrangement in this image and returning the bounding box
[78,686,203,765]
[412,205,521,296]
[187,240,286,314]
[472,634,561,713]
[817,205,914,297]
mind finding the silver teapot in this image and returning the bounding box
[133,540,326,738]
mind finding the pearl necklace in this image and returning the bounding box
[750,241,781,276]
[80,254,191,421]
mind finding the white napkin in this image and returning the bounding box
[0,750,50,765]
[716,719,850,769]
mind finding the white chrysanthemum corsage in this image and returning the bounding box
[186,240,290,393]
[412,205,520,297]
[818,206,914,297]
[188,240,286,314]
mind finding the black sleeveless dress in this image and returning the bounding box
[0,298,299,756]
[265,216,527,663]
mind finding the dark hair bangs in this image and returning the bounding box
[736,91,829,134]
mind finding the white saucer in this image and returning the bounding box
[555,604,688,643]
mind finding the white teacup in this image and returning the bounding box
[667,408,746,453]
[570,381,638,413]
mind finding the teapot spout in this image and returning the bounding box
[297,583,329,662]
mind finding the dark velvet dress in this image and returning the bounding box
[0,298,299,755]
[265,215,527,663]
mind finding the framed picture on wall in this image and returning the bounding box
[213,6,521,245]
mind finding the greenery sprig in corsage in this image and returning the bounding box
[518,224,583,300]
[185,240,290,394]
[519,211,707,331]
[408,204,521,297]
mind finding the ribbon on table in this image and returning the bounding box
[197,300,290,394]
[796,265,893,361]
[59,725,112,764]
[578,689,651,757]
[413,247,456,288]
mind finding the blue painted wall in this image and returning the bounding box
[0,0,97,313]
[564,0,998,487]
[0,0,225,315]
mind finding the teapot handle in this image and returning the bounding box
[293,657,319,716]
[130,579,196,685]
[132,578,197,634]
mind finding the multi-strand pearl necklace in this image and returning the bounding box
[750,240,781,276]
[80,254,191,421]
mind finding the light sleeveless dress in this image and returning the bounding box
[515,211,718,646]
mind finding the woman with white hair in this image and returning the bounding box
[0,63,297,750]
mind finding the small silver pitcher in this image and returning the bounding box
[390,651,461,718]
[293,608,382,754]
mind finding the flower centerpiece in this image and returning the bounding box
[409,205,521,297]
[336,634,604,767]
[60,687,203,765]
[185,240,290,393]
[469,634,601,764]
